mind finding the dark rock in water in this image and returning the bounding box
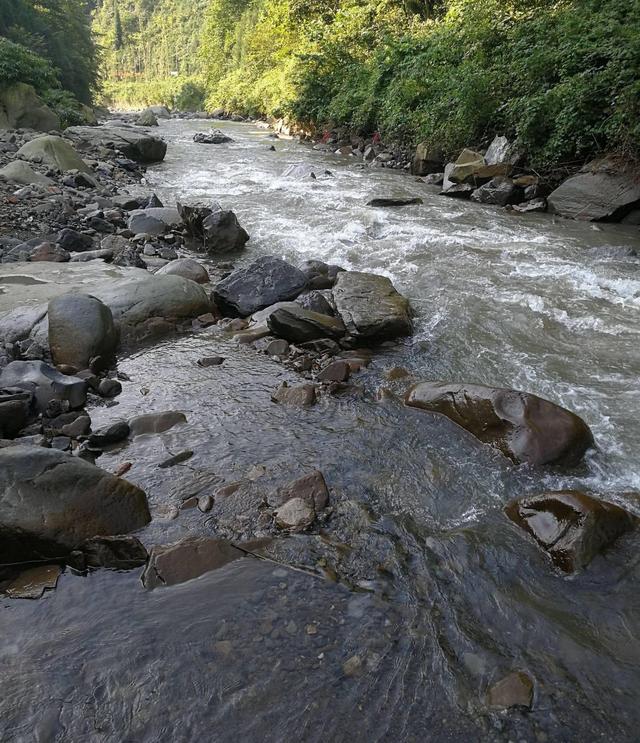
[440,183,475,199]
[129,410,187,436]
[267,306,345,343]
[98,378,122,398]
[505,490,636,572]
[298,259,343,290]
[48,293,118,373]
[3,564,62,599]
[111,194,143,211]
[214,256,308,317]
[61,414,91,438]
[197,356,225,367]
[470,176,521,206]
[141,537,243,589]
[271,382,317,407]
[3,241,70,263]
[56,228,94,253]
[193,129,233,144]
[65,125,167,163]
[317,360,350,382]
[0,388,32,439]
[157,258,209,284]
[0,445,150,561]
[299,338,341,355]
[487,671,534,709]
[87,420,130,448]
[405,382,594,466]
[82,535,148,569]
[548,157,640,221]
[271,470,330,511]
[177,202,249,254]
[158,450,193,468]
[367,197,423,207]
[332,271,412,342]
[0,361,86,413]
[512,198,547,214]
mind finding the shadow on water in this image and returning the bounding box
[1,120,640,741]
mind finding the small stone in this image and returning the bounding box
[317,360,350,383]
[343,655,363,677]
[87,420,130,448]
[98,378,122,398]
[274,497,315,532]
[158,450,194,468]
[306,624,318,635]
[114,462,133,477]
[61,415,91,438]
[197,356,225,367]
[271,383,317,407]
[198,495,214,513]
[181,496,199,509]
[266,339,290,356]
[487,671,534,709]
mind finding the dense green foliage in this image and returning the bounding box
[97,0,640,166]
[0,0,98,103]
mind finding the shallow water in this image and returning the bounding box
[1,120,640,742]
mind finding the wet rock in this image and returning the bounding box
[0,445,150,561]
[51,435,71,451]
[214,256,308,317]
[0,388,32,439]
[470,177,520,207]
[405,382,594,466]
[487,671,534,710]
[17,135,91,173]
[296,290,335,315]
[98,378,122,398]
[141,537,243,589]
[448,148,511,185]
[197,356,225,367]
[4,565,62,599]
[178,201,249,254]
[317,360,350,382]
[61,414,91,438]
[385,366,410,381]
[158,450,193,468]
[198,495,214,513]
[81,535,148,569]
[440,182,475,199]
[267,305,345,343]
[271,382,317,407]
[505,490,636,571]
[157,258,209,284]
[193,129,233,144]
[266,339,290,356]
[0,361,86,413]
[411,142,444,176]
[87,420,130,448]
[367,197,423,207]
[65,125,167,163]
[332,271,412,342]
[136,109,159,127]
[48,294,118,372]
[298,259,342,290]
[548,157,640,221]
[274,497,315,532]
[0,161,53,186]
[512,198,547,214]
[129,410,187,436]
[272,470,330,511]
[0,83,60,131]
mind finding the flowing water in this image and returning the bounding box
[1,119,640,742]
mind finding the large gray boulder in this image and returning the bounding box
[0,83,60,131]
[548,157,640,221]
[16,135,91,173]
[332,271,412,342]
[48,293,118,372]
[405,382,594,467]
[0,446,150,561]
[213,256,307,316]
[65,125,167,163]
[0,161,53,186]
[148,105,171,119]
[0,360,87,412]
[506,490,636,572]
[136,108,159,127]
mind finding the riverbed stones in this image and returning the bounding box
[141,537,243,589]
[0,161,53,186]
[405,382,594,466]
[505,490,636,571]
[271,470,330,511]
[129,410,187,436]
[16,135,91,173]
[0,361,87,413]
[65,125,167,163]
[87,420,130,448]
[274,498,315,531]
[48,293,118,372]
[157,258,209,284]
[332,271,412,342]
[0,445,150,561]
[3,240,70,263]
[267,305,345,343]
[317,360,350,382]
[548,157,640,221]
[487,671,534,710]
[214,256,308,316]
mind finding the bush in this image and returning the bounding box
[40,89,90,128]
[0,38,58,92]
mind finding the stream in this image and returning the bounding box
[1,119,640,741]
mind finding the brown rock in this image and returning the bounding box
[271,383,317,407]
[4,564,61,599]
[272,470,329,511]
[487,671,534,709]
[317,360,350,383]
[274,497,315,532]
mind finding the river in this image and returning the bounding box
[1,119,639,741]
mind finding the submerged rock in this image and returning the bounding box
[405,382,594,466]
[367,197,423,207]
[129,410,187,436]
[0,361,87,413]
[0,446,150,561]
[141,537,243,589]
[82,535,148,569]
[214,256,308,316]
[487,671,534,710]
[271,382,317,407]
[332,271,412,342]
[505,490,636,571]
[4,564,62,599]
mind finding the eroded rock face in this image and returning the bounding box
[405,382,594,466]
[214,256,308,316]
[267,305,345,343]
[48,293,118,372]
[0,361,87,413]
[16,135,91,173]
[0,446,150,561]
[332,271,412,342]
[65,125,167,163]
[505,490,636,571]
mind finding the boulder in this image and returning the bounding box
[127,212,168,236]
[148,105,171,119]
[267,305,345,343]
[0,161,53,186]
[177,202,249,254]
[484,135,516,166]
[48,293,118,372]
[547,157,640,221]
[156,258,209,284]
[193,129,233,144]
[0,446,150,561]
[332,271,412,342]
[16,135,91,173]
[0,361,86,412]
[411,142,444,176]
[213,256,308,316]
[470,176,520,206]
[2,241,70,263]
[405,382,594,466]
[65,125,167,163]
[448,148,511,185]
[0,83,60,131]
[130,206,181,229]
[505,490,636,572]
[296,290,335,315]
[142,537,243,589]
[136,109,159,127]
[56,228,94,252]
